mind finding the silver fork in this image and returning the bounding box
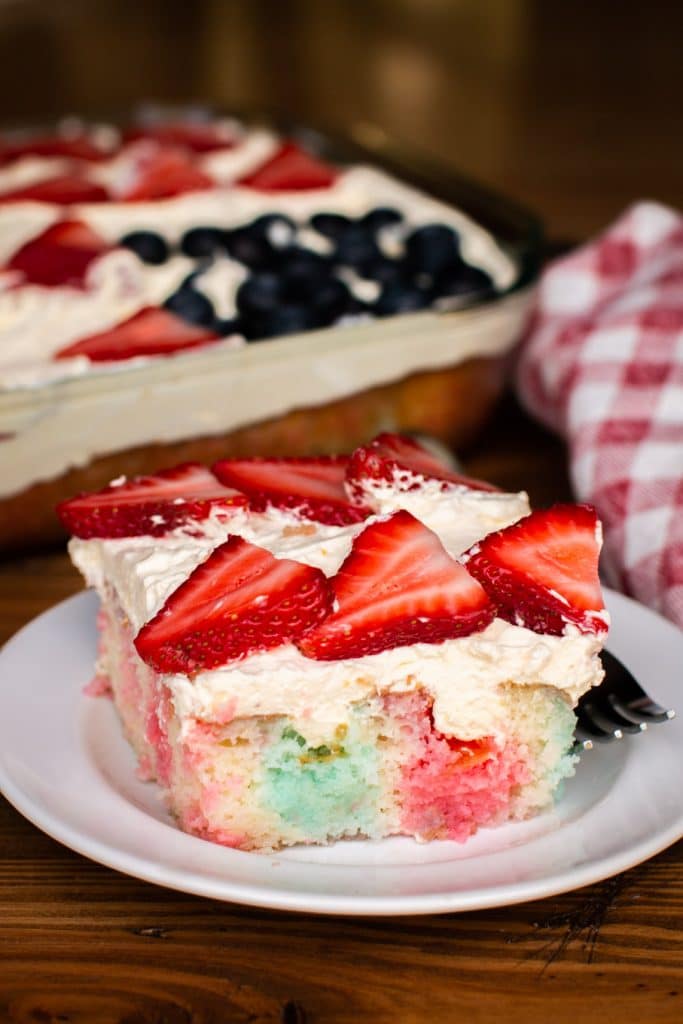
[574,649,676,748]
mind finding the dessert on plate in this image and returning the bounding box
[61,432,608,852]
[0,114,535,550]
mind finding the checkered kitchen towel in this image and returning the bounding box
[516,201,683,628]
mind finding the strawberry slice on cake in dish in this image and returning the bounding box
[6,220,110,288]
[55,307,221,363]
[238,141,339,191]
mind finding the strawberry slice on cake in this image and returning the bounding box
[212,455,370,526]
[6,219,110,288]
[123,122,236,154]
[0,133,113,165]
[0,174,110,205]
[346,432,498,503]
[298,509,494,660]
[134,537,333,674]
[55,307,221,362]
[119,148,214,201]
[57,463,247,539]
[463,503,608,636]
[237,141,339,191]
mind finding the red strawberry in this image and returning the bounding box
[7,219,110,288]
[57,462,247,539]
[0,174,110,205]
[238,142,338,191]
[346,433,498,502]
[463,504,608,636]
[123,122,236,154]
[55,306,221,362]
[134,536,333,674]
[0,134,112,165]
[212,455,370,526]
[120,148,214,201]
[298,510,494,660]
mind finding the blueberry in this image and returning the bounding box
[164,286,215,327]
[280,248,332,300]
[360,207,403,233]
[374,281,431,317]
[311,277,351,324]
[224,227,277,270]
[340,296,373,319]
[404,224,460,276]
[334,227,381,269]
[180,226,228,260]
[249,213,296,249]
[214,317,243,337]
[310,212,353,239]
[244,304,317,341]
[120,230,169,265]
[432,261,494,301]
[235,273,283,317]
[359,255,405,286]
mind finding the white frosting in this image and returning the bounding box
[69,483,606,741]
[0,250,196,382]
[0,156,72,193]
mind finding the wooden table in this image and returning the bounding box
[1,397,681,1023]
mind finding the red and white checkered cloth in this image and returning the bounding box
[516,201,683,628]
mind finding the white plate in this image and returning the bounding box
[0,588,681,916]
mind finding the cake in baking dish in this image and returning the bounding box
[0,115,515,388]
[61,433,608,852]
[0,114,531,552]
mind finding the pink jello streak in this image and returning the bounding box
[394,693,531,842]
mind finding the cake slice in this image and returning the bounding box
[62,433,608,851]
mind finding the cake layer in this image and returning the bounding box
[99,596,578,851]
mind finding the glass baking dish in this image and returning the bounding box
[0,112,543,550]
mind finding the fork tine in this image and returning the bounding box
[575,705,622,743]
[600,650,675,724]
[577,693,646,736]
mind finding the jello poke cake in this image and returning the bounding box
[61,433,608,852]
[0,113,535,550]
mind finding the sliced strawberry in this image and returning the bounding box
[0,134,111,165]
[346,433,497,502]
[123,122,236,154]
[55,306,221,362]
[7,219,110,288]
[463,503,608,636]
[298,510,494,660]
[238,141,338,191]
[0,174,110,205]
[134,536,333,674]
[212,455,371,526]
[57,462,247,539]
[120,147,214,201]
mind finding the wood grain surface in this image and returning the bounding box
[0,397,681,1023]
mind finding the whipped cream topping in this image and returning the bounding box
[0,250,197,379]
[70,482,606,742]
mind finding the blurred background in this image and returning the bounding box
[0,0,681,242]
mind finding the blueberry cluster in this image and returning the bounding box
[120,208,494,342]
